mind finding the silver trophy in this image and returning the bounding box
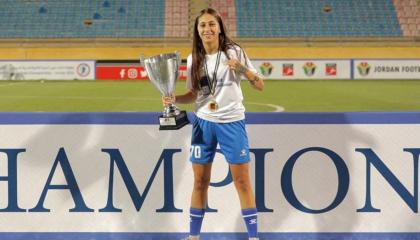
[140,52,189,130]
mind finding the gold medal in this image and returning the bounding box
[208,100,218,112]
[203,50,221,113]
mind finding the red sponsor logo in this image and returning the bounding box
[326,63,337,76]
[282,64,294,76]
[179,65,187,80]
[96,65,187,81]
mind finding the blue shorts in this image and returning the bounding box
[189,117,250,164]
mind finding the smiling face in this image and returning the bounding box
[197,13,221,45]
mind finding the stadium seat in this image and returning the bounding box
[393,0,420,36]
[1,0,419,39]
[235,0,403,37]
[0,0,165,38]
[211,0,237,37]
[164,0,189,37]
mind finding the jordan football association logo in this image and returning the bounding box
[357,62,371,76]
[303,62,316,77]
[259,62,274,77]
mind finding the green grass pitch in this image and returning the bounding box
[0,80,418,112]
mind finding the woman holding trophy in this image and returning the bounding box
[163,7,264,240]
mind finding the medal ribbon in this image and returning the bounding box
[204,50,221,96]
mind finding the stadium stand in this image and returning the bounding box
[210,0,237,37]
[394,0,420,36]
[235,0,402,37]
[0,0,419,40]
[0,0,165,38]
[164,0,189,37]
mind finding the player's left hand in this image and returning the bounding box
[225,59,248,75]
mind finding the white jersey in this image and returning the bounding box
[186,45,259,123]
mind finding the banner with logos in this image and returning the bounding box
[251,59,420,80]
[251,60,351,80]
[3,59,418,81]
[0,112,419,239]
[354,59,420,79]
[0,61,95,80]
[96,64,187,81]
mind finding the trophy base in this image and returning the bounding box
[159,111,190,130]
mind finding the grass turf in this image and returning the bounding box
[0,80,418,112]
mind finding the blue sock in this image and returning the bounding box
[242,208,258,238]
[189,208,205,236]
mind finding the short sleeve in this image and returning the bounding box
[228,45,263,80]
[186,54,193,90]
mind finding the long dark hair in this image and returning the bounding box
[191,8,239,90]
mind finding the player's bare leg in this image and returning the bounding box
[230,163,259,240]
[185,163,212,240]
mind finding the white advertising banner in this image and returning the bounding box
[0,60,95,80]
[0,112,418,240]
[251,60,351,80]
[353,59,420,79]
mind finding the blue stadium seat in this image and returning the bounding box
[235,0,402,37]
[0,0,165,38]
[0,0,410,39]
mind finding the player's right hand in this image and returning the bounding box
[162,94,175,106]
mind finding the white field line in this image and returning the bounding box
[0,86,284,112]
[245,101,285,112]
[0,96,285,112]
[0,82,28,87]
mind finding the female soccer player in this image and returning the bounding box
[163,7,264,240]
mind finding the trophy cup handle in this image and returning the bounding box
[174,51,181,67]
[139,54,145,66]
